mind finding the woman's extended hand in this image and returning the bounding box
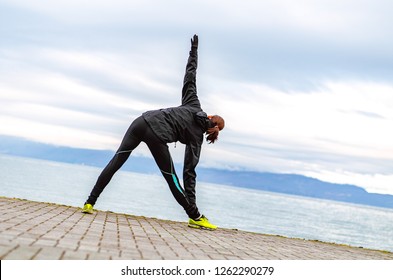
[191,34,198,50]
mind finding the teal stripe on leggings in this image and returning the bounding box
[172,174,185,195]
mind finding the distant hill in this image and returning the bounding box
[1,135,393,209]
[198,169,393,209]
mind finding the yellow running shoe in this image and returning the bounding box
[81,203,94,214]
[188,215,217,230]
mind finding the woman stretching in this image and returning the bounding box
[82,35,225,230]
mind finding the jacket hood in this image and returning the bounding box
[194,111,211,131]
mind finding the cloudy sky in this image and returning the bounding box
[1,0,393,195]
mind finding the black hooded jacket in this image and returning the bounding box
[142,46,210,205]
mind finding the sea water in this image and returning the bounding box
[1,154,392,252]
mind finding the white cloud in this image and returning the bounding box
[0,115,117,149]
[200,79,393,194]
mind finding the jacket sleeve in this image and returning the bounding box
[183,142,201,205]
[181,48,201,108]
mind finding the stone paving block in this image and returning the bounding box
[99,247,121,256]
[2,245,41,260]
[100,242,119,251]
[172,251,195,259]
[61,250,88,260]
[11,236,35,246]
[0,233,16,244]
[77,244,99,253]
[188,253,211,260]
[56,240,79,250]
[33,246,65,260]
[86,251,113,260]
[118,250,142,259]
[79,239,101,247]
[0,245,15,259]
[42,232,65,241]
[32,238,58,247]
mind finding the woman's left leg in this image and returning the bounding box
[143,129,201,219]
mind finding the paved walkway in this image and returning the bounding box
[0,197,392,260]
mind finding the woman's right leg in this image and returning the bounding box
[84,116,146,206]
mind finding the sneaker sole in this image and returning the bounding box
[81,209,94,214]
[188,224,217,231]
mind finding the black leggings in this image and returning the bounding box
[85,116,200,219]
